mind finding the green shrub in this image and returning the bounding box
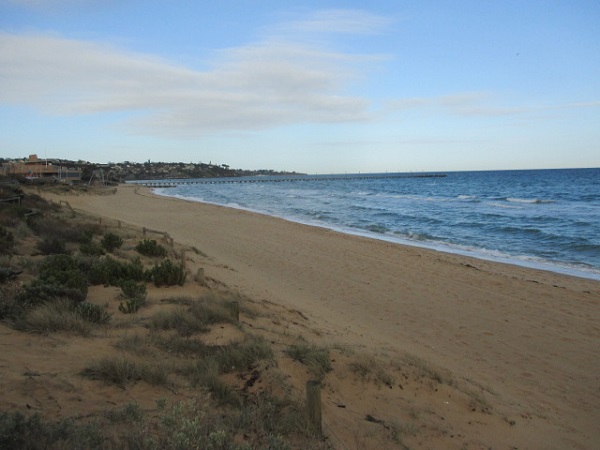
[135,239,167,257]
[38,255,88,299]
[0,284,25,319]
[0,267,20,284]
[105,402,144,423]
[14,255,89,315]
[0,226,15,254]
[118,296,146,314]
[27,216,84,243]
[147,259,186,286]
[88,256,145,286]
[119,279,147,299]
[75,301,112,324]
[0,411,105,450]
[37,237,68,255]
[101,232,123,252]
[17,280,86,309]
[39,254,77,273]
[118,279,147,314]
[79,241,105,256]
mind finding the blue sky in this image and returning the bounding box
[1,0,598,173]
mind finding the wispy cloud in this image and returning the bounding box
[438,93,527,116]
[385,92,599,118]
[284,9,393,35]
[0,9,390,136]
[4,0,106,11]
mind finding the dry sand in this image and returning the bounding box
[46,184,600,449]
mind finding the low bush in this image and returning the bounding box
[13,255,89,317]
[118,296,146,314]
[101,232,123,252]
[135,239,167,257]
[37,237,68,255]
[147,259,186,287]
[75,301,112,324]
[79,241,105,256]
[27,216,83,243]
[0,267,20,284]
[87,256,145,286]
[104,402,144,423]
[119,279,147,300]
[38,255,88,299]
[40,253,78,273]
[17,281,86,311]
[0,226,15,254]
[118,280,147,314]
[0,410,105,450]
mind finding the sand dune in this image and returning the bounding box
[49,185,600,449]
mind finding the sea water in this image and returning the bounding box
[151,168,600,280]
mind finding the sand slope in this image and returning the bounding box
[47,185,600,449]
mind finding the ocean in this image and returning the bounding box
[150,168,600,281]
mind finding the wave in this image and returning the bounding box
[365,224,389,234]
[457,195,478,201]
[506,197,556,204]
[485,201,523,209]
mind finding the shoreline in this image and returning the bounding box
[47,184,600,448]
[155,188,600,282]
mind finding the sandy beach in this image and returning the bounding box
[46,184,600,449]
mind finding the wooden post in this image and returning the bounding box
[306,380,322,433]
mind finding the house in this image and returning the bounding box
[2,154,82,182]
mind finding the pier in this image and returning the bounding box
[134,173,446,188]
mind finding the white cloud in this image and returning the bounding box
[0,28,374,136]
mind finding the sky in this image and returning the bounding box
[1,1,599,173]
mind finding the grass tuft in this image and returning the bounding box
[285,343,332,379]
[81,356,140,387]
[15,298,92,336]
